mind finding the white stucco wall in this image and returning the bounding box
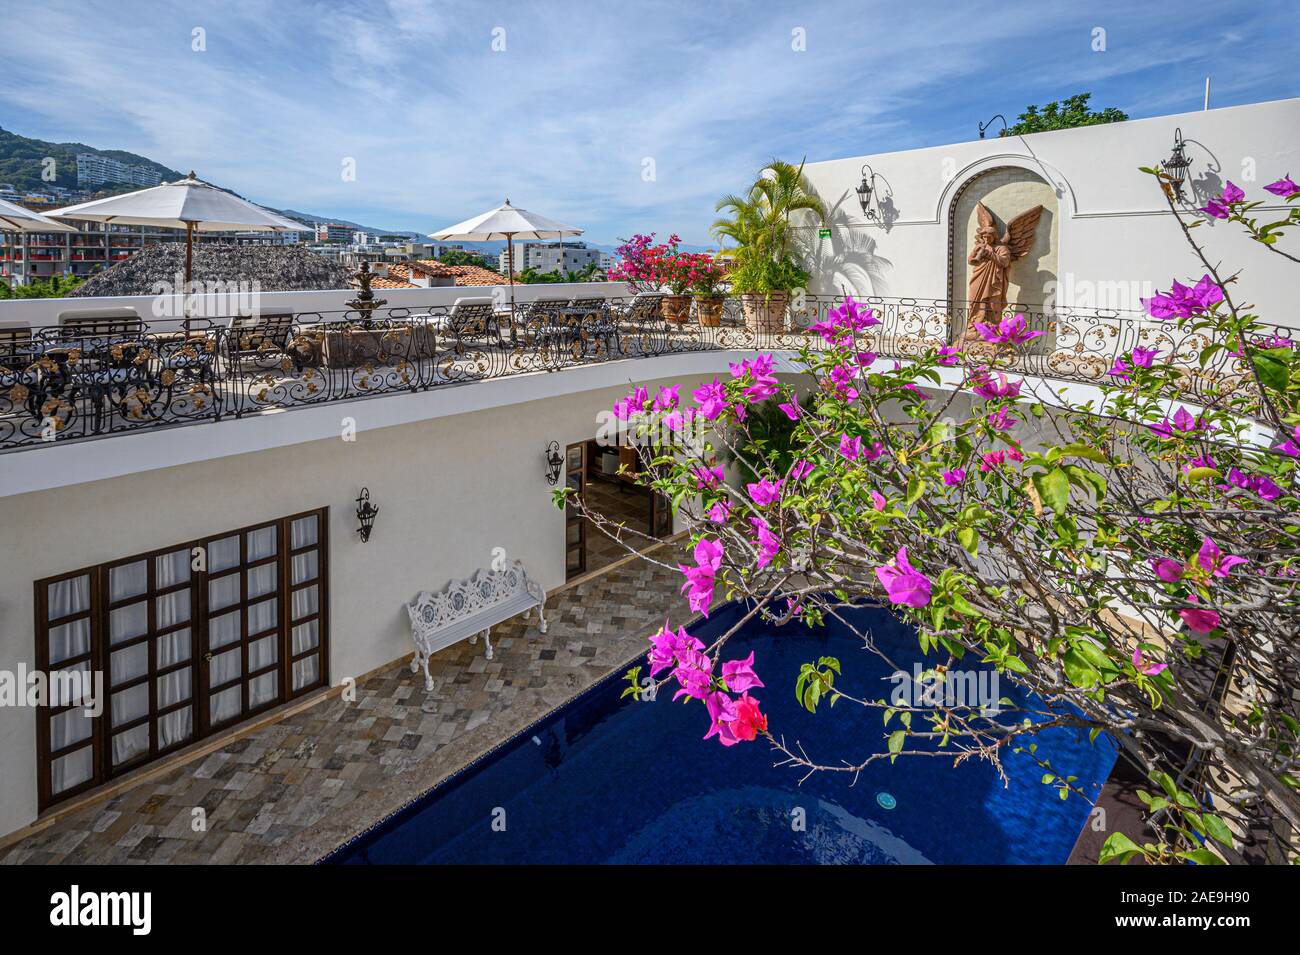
[0,354,807,838]
[800,98,1299,326]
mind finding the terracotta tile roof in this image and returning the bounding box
[417,259,504,287]
[365,275,418,289]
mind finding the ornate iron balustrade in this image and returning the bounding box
[0,294,1268,453]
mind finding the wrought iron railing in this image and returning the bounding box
[0,294,1266,453]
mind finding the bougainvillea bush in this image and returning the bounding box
[572,170,1300,865]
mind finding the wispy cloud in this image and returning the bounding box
[0,0,1294,243]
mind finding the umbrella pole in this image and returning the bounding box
[507,235,518,346]
[184,221,195,329]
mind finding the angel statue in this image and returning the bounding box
[963,201,1043,338]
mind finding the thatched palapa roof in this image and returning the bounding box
[68,244,351,297]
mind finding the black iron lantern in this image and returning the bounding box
[355,487,379,542]
[978,114,1007,139]
[1162,127,1192,201]
[856,164,878,219]
[544,441,564,485]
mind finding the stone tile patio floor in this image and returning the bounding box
[1,547,687,864]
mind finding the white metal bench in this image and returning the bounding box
[405,559,547,689]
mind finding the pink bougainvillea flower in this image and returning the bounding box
[986,407,1019,431]
[721,651,765,693]
[1108,357,1133,380]
[789,458,815,481]
[727,693,768,743]
[1147,405,1204,438]
[1132,346,1160,368]
[935,345,962,366]
[678,537,723,616]
[875,546,933,608]
[1143,275,1224,320]
[748,516,781,569]
[973,312,1043,345]
[1131,647,1168,677]
[730,354,780,402]
[647,621,703,678]
[839,434,863,461]
[810,296,880,346]
[1202,182,1244,219]
[1178,601,1220,635]
[692,464,724,489]
[1223,467,1283,501]
[864,440,886,461]
[871,490,887,511]
[777,395,802,420]
[672,645,714,701]
[979,451,1006,472]
[1273,425,1300,457]
[702,690,738,742]
[746,477,782,506]
[1194,537,1248,579]
[942,468,966,485]
[692,379,729,421]
[854,350,878,367]
[971,370,1023,400]
[612,385,650,420]
[652,384,679,411]
[1151,558,1184,583]
[706,499,731,523]
[1264,175,1299,198]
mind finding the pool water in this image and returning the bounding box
[325,601,1116,864]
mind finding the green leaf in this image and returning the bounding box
[1034,467,1070,514]
[1098,832,1143,865]
[1177,847,1225,866]
[1062,648,1100,688]
[887,729,906,757]
[1251,349,1291,393]
[956,526,979,557]
[905,478,925,505]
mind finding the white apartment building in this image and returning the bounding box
[75,154,164,189]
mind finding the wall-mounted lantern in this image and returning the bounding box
[1162,127,1192,202]
[856,164,880,220]
[544,441,564,486]
[355,487,379,542]
[978,114,1007,139]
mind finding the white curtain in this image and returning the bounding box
[293,655,319,692]
[209,610,241,649]
[156,628,191,668]
[290,515,318,549]
[210,686,241,724]
[247,563,276,600]
[291,585,318,620]
[157,708,192,749]
[291,551,318,586]
[111,724,149,766]
[208,535,239,573]
[248,526,277,562]
[109,601,147,646]
[292,620,319,655]
[208,573,240,612]
[109,560,147,601]
[155,548,189,588]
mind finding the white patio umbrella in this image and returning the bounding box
[0,197,77,287]
[428,199,583,334]
[48,172,310,285]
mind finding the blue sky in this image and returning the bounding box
[1,0,1296,244]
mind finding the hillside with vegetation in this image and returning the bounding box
[0,126,184,194]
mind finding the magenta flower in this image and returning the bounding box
[986,407,1018,431]
[1178,601,1220,635]
[777,395,802,420]
[1223,467,1282,501]
[810,296,880,345]
[875,546,932,608]
[942,468,966,486]
[721,651,765,693]
[1264,175,1299,198]
[789,458,815,481]
[1202,181,1245,218]
[702,690,738,742]
[1151,558,1184,583]
[979,450,1006,472]
[855,350,878,367]
[672,645,714,701]
[1108,357,1133,380]
[693,464,724,489]
[1131,647,1168,677]
[647,621,702,678]
[652,384,679,411]
[972,312,1043,345]
[871,490,887,511]
[748,516,781,569]
[726,693,768,743]
[1132,346,1160,368]
[1274,425,1300,457]
[864,441,886,461]
[1196,537,1247,578]
[935,345,962,366]
[692,379,729,421]
[730,354,780,402]
[839,434,863,461]
[612,385,650,420]
[746,478,782,506]
[1147,405,1203,438]
[971,370,1022,400]
[678,537,723,616]
[1142,275,1223,320]
[706,499,731,523]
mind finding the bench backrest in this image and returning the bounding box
[407,558,538,640]
[229,313,295,353]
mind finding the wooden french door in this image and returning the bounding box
[564,442,587,579]
[34,507,329,811]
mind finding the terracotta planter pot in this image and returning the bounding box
[740,292,789,334]
[661,294,692,323]
[694,296,725,327]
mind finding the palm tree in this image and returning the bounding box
[712,159,828,265]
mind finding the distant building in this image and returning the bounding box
[512,241,600,275]
[314,222,355,243]
[75,154,164,189]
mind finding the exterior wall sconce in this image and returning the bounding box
[355,487,379,542]
[1162,127,1192,202]
[544,441,563,485]
[978,114,1007,139]
[856,164,880,220]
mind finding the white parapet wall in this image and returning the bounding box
[800,97,1299,325]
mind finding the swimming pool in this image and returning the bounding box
[325,601,1116,864]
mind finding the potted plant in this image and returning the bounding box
[687,253,729,327]
[654,235,693,323]
[609,232,691,322]
[712,159,826,334]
